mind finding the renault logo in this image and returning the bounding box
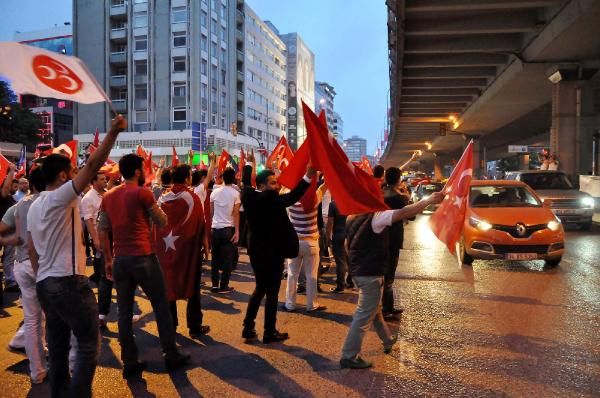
[515,223,527,237]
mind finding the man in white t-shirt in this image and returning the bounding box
[27,115,126,397]
[209,167,240,293]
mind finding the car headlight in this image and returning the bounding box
[469,216,492,231]
[580,197,595,208]
[547,220,561,231]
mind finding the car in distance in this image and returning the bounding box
[412,182,444,212]
[505,170,594,230]
[459,180,565,268]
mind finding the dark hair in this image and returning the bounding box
[385,166,401,186]
[191,170,201,186]
[171,164,192,184]
[160,168,172,185]
[199,169,208,179]
[91,172,104,183]
[119,154,144,179]
[256,170,275,187]
[241,165,253,186]
[41,154,72,185]
[29,167,46,193]
[222,167,236,185]
[373,165,385,179]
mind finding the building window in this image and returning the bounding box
[221,49,226,65]
[173,83,186,97]
[172,7,187,24]
[211,42,217,56]
[172,57,186,73]
[173,31,186,47]
[211,113,217,126]
[201,34,208,52]
[221,91,226,107]
[221,4,226,19]
[201,83,208,98]
[135,60,147,75]
[201,59,208,75]
[221,69,226,85]
[201,110,207,122]
[134,12,148,28]
[136,110,148,123]
[134,35,147,51]
[135,85,147,100]
[220,28,226,42]
[201,10,208,26]
[210,22,217,35]
[221,115,226,129]
[173,107,187,121]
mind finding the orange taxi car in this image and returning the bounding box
[458,180,565,267]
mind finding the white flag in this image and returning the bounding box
[0,42,108,104]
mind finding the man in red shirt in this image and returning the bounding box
[98,154,189,379]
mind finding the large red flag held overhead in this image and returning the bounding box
[266,136,294,172]
[153,185,205,301]
[301,102,388,215]
[0,153,12,184]
[53,140,79,167]
[429,140,474,254]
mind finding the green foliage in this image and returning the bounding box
[0,81,43,148]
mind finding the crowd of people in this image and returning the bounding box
[0,115,443,396]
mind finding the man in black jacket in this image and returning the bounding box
[242,165,315,343]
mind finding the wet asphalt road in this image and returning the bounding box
[0,215,598,397]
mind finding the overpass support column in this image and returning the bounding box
[471,139,483,179]
[550,81,596,178]
[433,155,453,180]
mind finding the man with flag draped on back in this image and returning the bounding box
[154,164,210,340]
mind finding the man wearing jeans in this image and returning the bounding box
[27,116,126,397]
[3,168,46,383]
[99,153,190,379]
[327,200,350,293]
[340,192,444,369]
[209,167,240,293]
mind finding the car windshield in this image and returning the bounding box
[470,186,542,208]
[423,184,443,194]
[520,173,573,190]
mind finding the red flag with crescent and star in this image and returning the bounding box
[429,140,473,254]
[266,136,294,172]
[152,184,205,301]
[0,153,12,184]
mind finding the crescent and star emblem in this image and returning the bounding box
[32,55,83,94]
[158,191,197,252]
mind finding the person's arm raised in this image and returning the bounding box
[276,165,316,208]
[73,115,126,194]
[391,191,444,223]
[1,164,15,198]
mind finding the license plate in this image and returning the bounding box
[506,253,538,260]
[554,209,579,215]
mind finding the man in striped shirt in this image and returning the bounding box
[283,182,328,312]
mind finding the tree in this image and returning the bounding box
[0,81,43,149]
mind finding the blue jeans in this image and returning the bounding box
[37,275,99,398]
[113,254,178,366]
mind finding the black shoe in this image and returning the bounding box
[189,325,210,339]
[122,360,147,379]
[242,328,258,341]
[280,304,295,312]
[330,286,345,293]
[4,285,20,293]
[217,286,235,294]
[263,331,289,344]
[165,351,191,371]
[297,286,306,294]
[306,305,327,313]
[383,308,404,320]
[340,356,373,369]
[345,281,355,289]
[89,273,99,284]
[210,287,220,293]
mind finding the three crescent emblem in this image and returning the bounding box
[32,55,83,94]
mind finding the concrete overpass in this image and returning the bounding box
[384,0,600,179]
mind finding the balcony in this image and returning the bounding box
[237,71,244,83]
[110,75,127,87]
[110,28,127,42]
[201,98,208,109]
[112,99,127,112]
[109,52,126,64]
[236,9,244,25]
[172,96,186,107]
[237,111,245,122]
[236,29,244,44]
[237,91,244,102]
[109,3,127,17]
[236,50,244,63]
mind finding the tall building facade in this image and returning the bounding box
[332,111,343,144]
[243,6,287,153]
[344,135,366,162]
[314,81,335,131]
[73,0,250,159]
[14,25,74,146]
[279,32,314,150]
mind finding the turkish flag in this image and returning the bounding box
[52,140,78,167]
[429,140,473,254]
[0,42,108,104]
[172,146,179,167]
[100,162,120,179]
[266,136,294,172]
[236,148,246,180]
[0,153,12,184]
[360,156,373,175]
[217,149,236,176]
[92,128,100,147]
[153,184,204,301]
[301,102,388,215]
